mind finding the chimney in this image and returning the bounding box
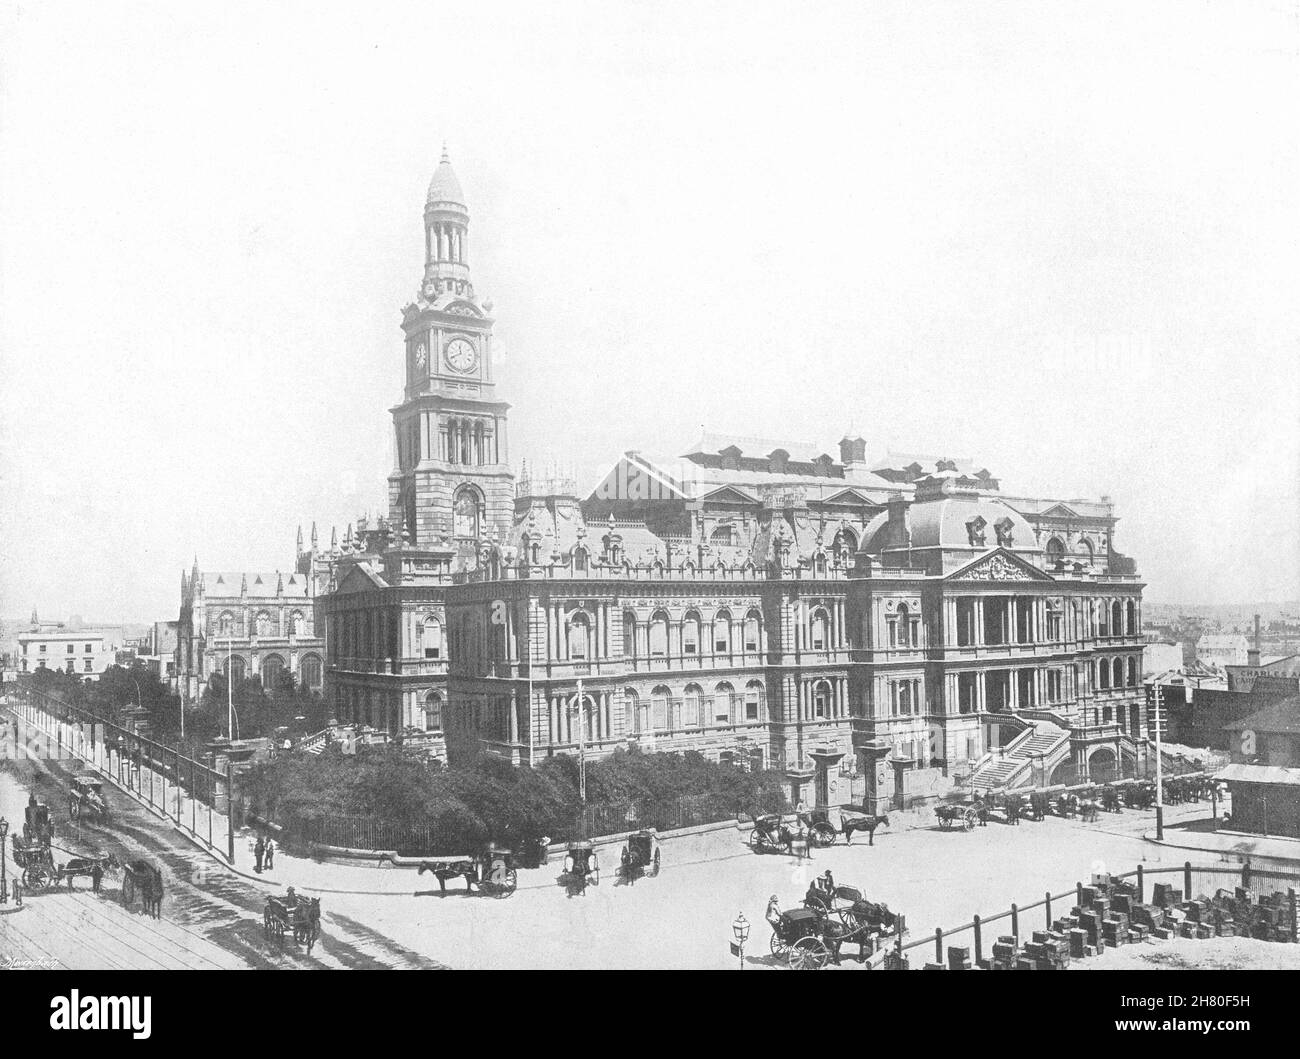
[1247,613,1261,666]
[886,492,910,549]
[839,435,866,468]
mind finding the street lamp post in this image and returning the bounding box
[0,816,8,904]
[731,912,750,969]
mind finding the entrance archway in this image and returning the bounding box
[1089,747,1117,784]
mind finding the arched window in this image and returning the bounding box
[422,616,442,660]
[299,654,322,689]
[1125,600,1137,635]
[813,679,832,719]
[810,608,830,651]
[1075,538,1094,563]
[649,611,669,657]
[623,611,637,658]
[682,611,701,656]
[651,685,671,730]
[1112,657,1123,688]
[1046,537,1066,565]
[224,655,246,685]
[1046,601,1063,640]
[1099,660,1110,689]
[710,525,734,547]
[814,553,828,576]
[1127,656,1137,686]
[714,681,734,724]
[255,611,273,637]
[424,691,443,732]
[893,603,912,647]
[683,684,703,727]
[567,612,591,660]
[453,486,481,539]
[624,688,641,733]
[713,610,732,654]
[744,679,764,722]
[261,654,286,690]
[898,681,912,714]
[744,610,762,653]
[218,611,235,637]
[572,546,588,573]
[832,528,858,555]
[1110,601,1123,637]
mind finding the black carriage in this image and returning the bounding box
[121,859,164,917]
[23,798,53,845]
[765,900,834,970]
[798,808,841,848]
[620,829,660,880]
[747,813,794,854]
[561,841,600,890]
[69,775,109,825]
[935,801,979,831]
[10,833,56,890]
[264,888,321,953]
[801,870,904,956]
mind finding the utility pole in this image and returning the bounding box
[1154,682,1165,841]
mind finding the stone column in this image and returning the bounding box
[975,599,986,646]
[509,692,519,744]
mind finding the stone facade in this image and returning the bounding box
[321,151,1150,800]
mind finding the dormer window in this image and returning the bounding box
[768,449,789,474]
[994,517,1015,547]
[966,516,987,546]
[719,445,742,471]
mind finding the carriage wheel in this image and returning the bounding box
[770,931,789,959]
[789,936,831,970]
[122,873,135,906]
[812,824,837,848]
[748,830,764,852]
[963,809,977,831]
[493,869,518,898]
[24,865,53,891]
[651,848,661,877]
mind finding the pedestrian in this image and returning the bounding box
[263,839,274,870]
[254,834,265,874]
[91,861,104,894]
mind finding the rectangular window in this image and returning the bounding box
[65,660,74,673]
[83,659,93,672]
[85,643,93,653]
[683,628,697,655]
[683,695,699,727]
[715,697,730,724]
[39,644,46,652]
[67,644,75,654]
[744,624,758,652]
[653,697,668,730]
[745,692,760,721]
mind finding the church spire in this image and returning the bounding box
[421,144,472,302]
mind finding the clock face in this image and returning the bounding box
[445,337,477,373]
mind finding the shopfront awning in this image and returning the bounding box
[1213,763,1300,786]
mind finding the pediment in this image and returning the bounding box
[701,486,760,506]
[947,548,1054,583]
[1041,504,1080,518]
[821,488,879,507]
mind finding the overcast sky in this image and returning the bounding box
[1,0,1297,622]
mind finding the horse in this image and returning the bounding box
[842,812,890,846]
[58,853,119,892]
[1078,799,1100,823]
[417,858,480,896]
[292,897,321,954]
[1053,794,1078,819]
[123,860,164,918]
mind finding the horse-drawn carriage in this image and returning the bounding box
[620,829,660,881]
[935,801,979,831]
[69,775,109,825]
[797,806,892,848]
[746,813,795,854]
[121,859,164,917]
[416,844,519,898]
[766,878,903,970]
[561,841,599,892]
[10,833,56,890]
[264,887,321,953]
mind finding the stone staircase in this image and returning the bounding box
[969,721,1070,792]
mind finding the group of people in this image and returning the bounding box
[253,834,276,873]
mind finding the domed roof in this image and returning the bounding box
[906,496,1035,550]
[426,146,466,208]
[862,495,1036,553]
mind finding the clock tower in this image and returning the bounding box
[388,147,514,565]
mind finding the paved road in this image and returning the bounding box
[0,739,445,970]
